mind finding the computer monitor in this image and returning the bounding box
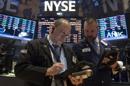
[38,18,82,43]
[97,14,128,41]
[0,14,36,41]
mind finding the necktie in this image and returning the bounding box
[52,44,61,62]
[51,45,64,86]
[92,41,100,54]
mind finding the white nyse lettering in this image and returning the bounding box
[44,1,76,12]
[54,1,61,11]
[69,1,75,11]
[6,0,17,13]
[61,1,68,11]
[44,1,53,11]
[102,0,118,13]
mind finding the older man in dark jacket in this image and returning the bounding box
[15,18,84,86]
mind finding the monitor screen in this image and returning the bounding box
[0,14,36,41]
[97,14,128,41]
[38,18,82,43]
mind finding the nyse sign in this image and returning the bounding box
[0,0,38,19]
[102,0,122,13]
[0,0,18,13]
[80,0,124,18]
[44,0,76,12]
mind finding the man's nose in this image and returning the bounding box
[87,33,92,36]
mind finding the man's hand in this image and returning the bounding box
[46,63,64,76]
[69,69,93,86]
[68,75,83,86]
[102,57,111,64]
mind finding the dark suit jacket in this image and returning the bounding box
[73,38,104,66]
[15,37,78,86]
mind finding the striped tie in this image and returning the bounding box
[52,44,61,62]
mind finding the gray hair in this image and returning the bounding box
[54,18,70,27]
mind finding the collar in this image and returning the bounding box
[47,35,53,46]
[47,35,62,47]
[95,37,99,43]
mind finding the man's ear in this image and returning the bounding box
[51,25,55,33]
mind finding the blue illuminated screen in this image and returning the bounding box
[0,14,36,41]
[97,14,128,41]
[38,18,82,43]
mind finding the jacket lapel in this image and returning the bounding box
[39,38,52,62]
